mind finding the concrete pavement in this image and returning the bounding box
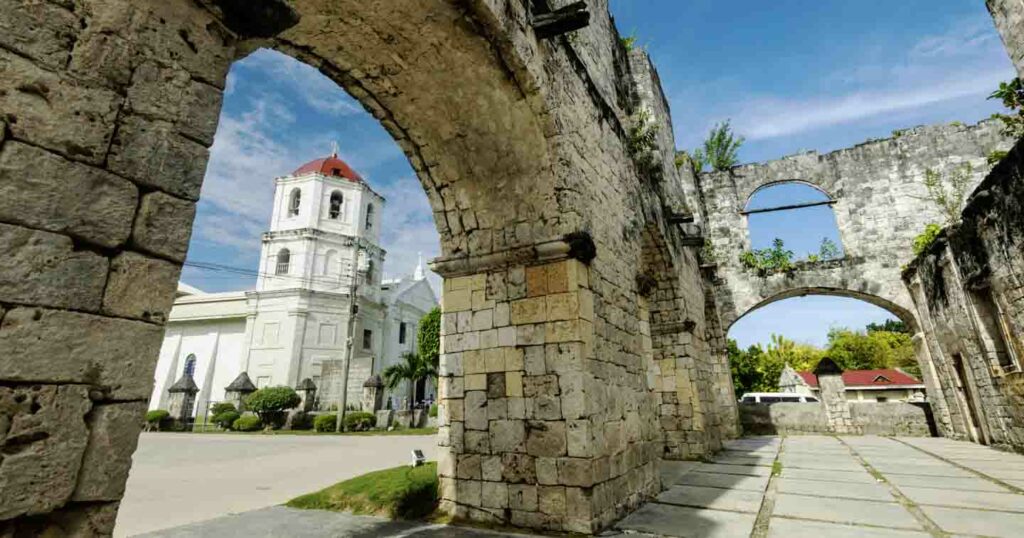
[116,432,437,537]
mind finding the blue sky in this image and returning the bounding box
[183,0,1014,349]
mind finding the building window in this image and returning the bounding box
[183,354,197,377]
[288,188,301,217]
[970,288,1021,372]
[363,329,372,350]
[366,259,374,285]
[365,204,374,230]
[399,322,407,344]
[256,376,270,389]
[276,248,291,275]
[329,191,343,219]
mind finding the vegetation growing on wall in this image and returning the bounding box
[628,109,662,180]
[701,121,745,172]
[989,78,1024,139]
[417,307,441,370]
[912,223,943,256]
[923,163,973,226]
[739,238,795,274]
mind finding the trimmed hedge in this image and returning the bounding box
[314,414,338,432]
[210,402,237,415]
[233,415,262,432]
[146,409,169,424]
[343,411,376,431]
[428,404,438,418]
[213,411,240,430]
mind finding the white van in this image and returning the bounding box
[739,392,819,404]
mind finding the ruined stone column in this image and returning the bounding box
[361,374,384,412]
[225,372,257,412]
[814,358,860,434]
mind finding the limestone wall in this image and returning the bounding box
[695,121,1011,330]
[903,139,1024,452]
[988,0,1024,77]
[738,403,932,437]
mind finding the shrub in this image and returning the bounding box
[912,224,943,256]
[343,411,376,432]
[233,415,262,432]
[701,121,744,172]
[739,238,794,275]
[289,413,314,430]
[988,150,1009,165]
[212,411,240,430]
[245,386,301,429]
[210,402,237,416]
[314,414,338,433]
[989,78,1024,138]
[923,163,972,226]
[428,403,438,418]
[145,409,170,430]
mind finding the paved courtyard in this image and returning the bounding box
[127,434,1024,537]
[116,432,437,537]
[618,435,1024,538]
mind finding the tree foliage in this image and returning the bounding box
[989,78,1024,139]
[382,352,438,406]
[417,307,441,371]
[729,335,822,397]
[245,386,301,428]
[826,328,919,378]
[923,163,973,226]
[701,121,744,172]
[739,238,795,274]
[818,238,841,260]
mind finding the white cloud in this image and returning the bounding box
[242,48,364,117]
[378,175,443,293]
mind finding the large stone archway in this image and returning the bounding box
[0,0,730,534]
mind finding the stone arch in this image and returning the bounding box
[743,179,835,210]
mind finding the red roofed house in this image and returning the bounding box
[779,364,926,403]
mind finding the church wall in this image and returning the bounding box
[149,319,246,416]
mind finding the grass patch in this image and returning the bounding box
[772,461,783,476]
[287,462,438,520]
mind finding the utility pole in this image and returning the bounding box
[335,247,361,432]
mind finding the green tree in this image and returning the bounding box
[701,120,744,171]
[244,386,301,429]
[417,307,441,372]
[818,238,841,260]
[825,328,919,378]
[728,335,821,397]
[382,352,438,407]
[989,78,1024,138]
[866,319,909,334]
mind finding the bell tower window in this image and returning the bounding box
[365,203,374,230]
[276,248,291,275]
[288,188,301,217]
[329,191,343,219]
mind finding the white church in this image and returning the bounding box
[149,152,437,418]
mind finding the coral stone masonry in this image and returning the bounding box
[3,0,1024,535]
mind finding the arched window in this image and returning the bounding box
[744,182,843,261]
[288,188,301,217]
[276,248,291,275]
[365,259,375,284]
[184,354,197,377]
[365,204,374,230]
[323,249,338,276]
[329,191,343,219]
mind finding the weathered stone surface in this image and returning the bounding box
[0,384,91,519]
[0,307,164,400]
[0,49,121,165]
[0,500,120,537]
[0,141,138,248]
[73,402,147,501]
[130,191,197,262]
[107,116,209,200]
[0,223,108,311]
[526,421,567,457]
[126,62,224,145]
[0,0,79,69]
[102,251,181,323]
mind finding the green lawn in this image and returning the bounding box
[287,462,438,519]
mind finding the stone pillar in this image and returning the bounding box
[224,372,257,411]
[167,373,200,426]
[296,378,317,413]
[814,358,859,434]
[362,374,384,412]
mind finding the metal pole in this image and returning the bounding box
[336,247,361,432]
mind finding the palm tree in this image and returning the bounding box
[382,352,437,408]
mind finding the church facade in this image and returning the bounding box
[149,153,437,418]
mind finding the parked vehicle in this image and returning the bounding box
[739,392,819,404]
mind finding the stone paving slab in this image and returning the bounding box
[694,462,772,477]
[920,505,1024,537]
[778,457,865,472]
[771,494,923,530]
[666,471,770,492]
[657,485,766,513]
[775,477,894,502]
[767,517,931,538]
[868,463,975,478]
[615,502,757,538]
[884,473,1009,492]
[780,468,877,484]
[710,454,773,466]
[897,485,1024,511]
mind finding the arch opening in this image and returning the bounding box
[743,182,844,262]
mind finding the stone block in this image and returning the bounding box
[509,484,538,511]
[471,309,493,331]
[506,371,524,397]
[437,450,456,478]
[0,307,164,399]
[502,453,536,484]
[490,419,526,453]
[526,265,548,297]
[539,486,567,516]
[486,373,506,398]
[0,50,120,165]
[526,420,567,457]
[504,347,525,371]
[498,326,516,347]
[0,0,79,68]
[559,457,595,487]
[73,401,147,501]
[536,457,559,485]
[567,419,592,457]
[507,397,526,419]
[516,323,546,345]
[464,391,488,430]
[102,251,181,323]
[482,456,503,481]
[457,454,482,479]
[481,481,508,509]
[456,479,482,507]
[466,430,490,454]
[443,288,471,312]
[130,191,197,262]
[0,385,91,519]
[107,116,209,200]
[546,292,579,321]
[464,350,484,374]
[0,223,108,311]
[465,374,486,392]
[487,398,508,421]
[494,302,511,326]
[512,297,546,324]
[126,61,223,145]
[0,141,138,248]
[0,500,121,537]
[484,348,504,372]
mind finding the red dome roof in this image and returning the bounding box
[292,154,364,183]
